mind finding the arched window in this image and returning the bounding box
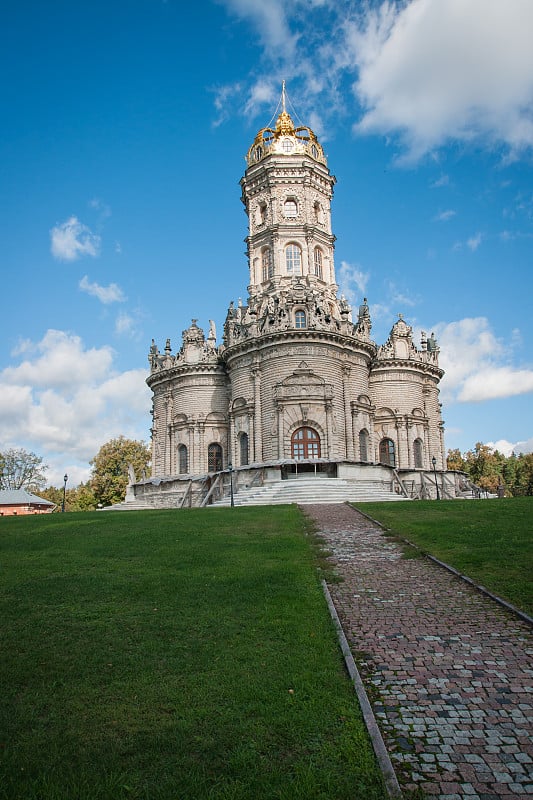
[291,427,321,460]
[262,248,273,282]
[294,310,306,329]
[283,199,298,217]
[313,248,323,279]
[379,438,396,467]
[178,444,188,474]
[313,201,322,223]
[413,438,424,469]
[208,443,223,472]
[359,429,369,463]
[239,433,249,466]
[285,244,302,276]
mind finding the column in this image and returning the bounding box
[198,421,206,474]
[229,412,236,467]
[252,368,262,462]
[396,418,408,469]
[325,401,333,458]
[277,403,284,459]
[342,366,354,460]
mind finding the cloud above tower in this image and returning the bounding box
[217,0,533,161]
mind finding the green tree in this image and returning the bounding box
[463,443,505,493]
[0,448,48,490]
[70,482,98,511]
[38,486,64,510]
[40,482,98,512]
[90,437,151,507]
[515,453,533,496]
[446,448,467,471]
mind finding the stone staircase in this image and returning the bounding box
[210,476,410,507]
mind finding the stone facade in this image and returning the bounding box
[146,93,446,490]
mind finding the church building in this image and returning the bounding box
[141,87,454,506]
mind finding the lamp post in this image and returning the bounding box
[62,473,68,513]
[431,457,440,501]
[228,462,234,508]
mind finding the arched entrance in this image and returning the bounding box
[291,427,321,460]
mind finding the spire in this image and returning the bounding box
[276,80,295,136]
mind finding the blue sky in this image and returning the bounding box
[1,0,532,486]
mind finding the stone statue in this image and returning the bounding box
[127,463,136,486]
[427,332,437,353]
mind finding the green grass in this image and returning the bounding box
[0,507,387,800]
[354,497,533,615]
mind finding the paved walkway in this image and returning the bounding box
[304,504,533,800]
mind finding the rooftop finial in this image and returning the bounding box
[275,81,295,136]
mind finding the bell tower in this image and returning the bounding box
[240,83,338,306]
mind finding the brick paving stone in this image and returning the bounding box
[305,504,533,800]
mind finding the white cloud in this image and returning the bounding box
[350,0,533,160]
[0,330,151,486]
[386,281,419,308]
[244,79,278,118]
[79,275,126,304]
[219,0,296,56]
[466,232,483,251]
[458,367,533,402]
[487,437,533,457]
[433,209,456,222]
[337,260,369,304]
[432,317,533,404]
[89,197,111,219]
[50,216,101,261]
[431,174,450,188]
[115,312,136,337]
[217,1,533,161]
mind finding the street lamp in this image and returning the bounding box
[62,473,68,513]
[431,457,440,501]
[228,462,234,508]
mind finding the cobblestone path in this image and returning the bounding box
[305,504,533,800]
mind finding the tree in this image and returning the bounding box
[0,448,48,491]
[515,453,533,496]
[40,482,98,512]
[446,448,466,472]
[90,437,151,507]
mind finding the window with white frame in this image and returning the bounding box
[294,310,306,329]
[285,244,302,276]
[313,247,323,278]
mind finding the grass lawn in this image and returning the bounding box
[0,507,387,800]
[355,497,533,616]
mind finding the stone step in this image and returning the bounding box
[211,477,409,507]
